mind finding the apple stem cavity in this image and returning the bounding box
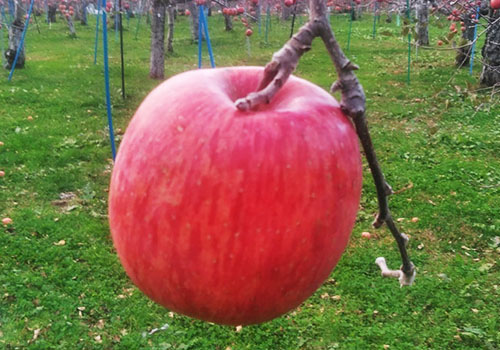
[235,0,416,286]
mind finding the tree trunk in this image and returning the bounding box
[480,10,500,86]
[249,1,260,23]
[281,0,292,20]
[74,2,82,21]
[5,0,25,70]
[81,0,89,25]
[187,0,199,42]
[167,3,174,52]
[223,0,234,31]
[224,14,232,31]
[66,16,77,38]
[150,0,167,79]
[415,0,429,46]
[48,4,57,23]
[455,15,475,67]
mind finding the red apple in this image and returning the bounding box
[109,67,362,325]
[492,0,500,9]
[185,9,190,15]
[245,28,253,36]
[284,0,294,7]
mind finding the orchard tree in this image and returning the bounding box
[480,6,500,85]
[222,0,237,31]
[167,0,175,52]
[235,0,416,284]
[187,0,200,41]
[48,1,57,22]
[416,0,429,45]
[59,1,77,37]
[150,0,168,78]
[434,0,499,86]
[5,0,26,69]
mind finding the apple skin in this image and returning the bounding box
[492,0,500,9]
[109,67,362,325]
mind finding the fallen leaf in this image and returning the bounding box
[320,292,329,299]
[394,181,414,194]
[94,335,102,343]
[96,319,105,329]
[235,325,243,332]
[478,263,493,272]
[411,217,419,223]
[54,240,66,246]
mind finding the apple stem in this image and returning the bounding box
[235,0,415,285]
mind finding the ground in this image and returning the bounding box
[0,12,499,350]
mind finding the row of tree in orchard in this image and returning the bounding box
[1,0,499,85]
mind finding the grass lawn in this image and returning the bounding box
[0,10,499,350]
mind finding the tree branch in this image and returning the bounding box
[235,0,415,285]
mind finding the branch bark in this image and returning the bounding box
[235,0,416,285]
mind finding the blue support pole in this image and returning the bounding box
[198,6,203,68]
[94,0,102,64]
[101,0,117,160]
[200,6,215,68]
[7,0,14,20]
[197,5,215,69]
[469,6,480,75]
[1,5,5,67]
[8,0,34,82]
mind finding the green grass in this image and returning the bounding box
[0,11,499,350]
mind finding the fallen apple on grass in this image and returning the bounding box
[109,67,362,325]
